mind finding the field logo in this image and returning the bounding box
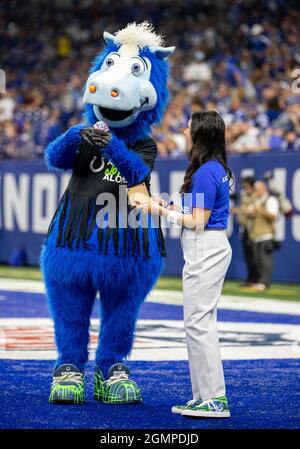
[0,328,6,353]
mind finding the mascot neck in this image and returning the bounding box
[113,121,151,145]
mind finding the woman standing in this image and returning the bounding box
[136,110,233,418]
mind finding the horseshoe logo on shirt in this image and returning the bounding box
[90,156,105,173]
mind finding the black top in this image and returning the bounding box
[46,137,166,258]
[70,136,157,196]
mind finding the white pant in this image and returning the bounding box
[180,228,232,401]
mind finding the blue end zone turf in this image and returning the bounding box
[1,287,299,429]
[1,359,299,429]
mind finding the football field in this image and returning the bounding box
[1,270,300,429]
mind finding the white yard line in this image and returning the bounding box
[0,278,45,293]
[2,347,300,361]
[148,290,300,315]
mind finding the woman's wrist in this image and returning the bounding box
[166,209,182,224]
[159,205,173,218]
[147,199,183,224]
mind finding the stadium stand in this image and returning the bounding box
[0,0,300,160]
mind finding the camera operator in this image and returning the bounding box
[232,176,258,286]
[263,171,293,218]
[245,180,280,291]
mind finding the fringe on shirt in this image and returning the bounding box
[46,189,166,258]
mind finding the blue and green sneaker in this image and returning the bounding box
[181,396,230,418]
[94,363,142,404]
[171,399,202,414]
[94,366,106,401]
[49,363,84,404]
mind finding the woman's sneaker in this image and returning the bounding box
[49,363,84,404]
[181,396,230,418]
[171,399,202,414]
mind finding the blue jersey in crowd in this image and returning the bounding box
[181,160,230,229]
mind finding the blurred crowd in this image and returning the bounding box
[0,0,300,160]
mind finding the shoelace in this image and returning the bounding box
[186,399,201,407]
[105,372,129,386]
[200,399,223,411]
[51,372,83,387]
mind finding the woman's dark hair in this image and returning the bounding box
[180,110,233,194]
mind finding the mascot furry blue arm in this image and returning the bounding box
[45,124,84,170]
[41,22,174,406]
[45,124,150,186]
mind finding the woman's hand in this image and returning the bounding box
[166,203,180,211]
[134,197,160,215]
[151,195,168,207]
[151,195,180,211]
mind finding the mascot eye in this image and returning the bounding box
[106,57,114,67]
[131,60,145,76]
[132,63,141,72]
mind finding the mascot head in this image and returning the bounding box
[83,22,175,143]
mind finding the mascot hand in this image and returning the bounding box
[80,122,112,149]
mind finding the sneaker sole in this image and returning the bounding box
[49,397,84,405]
[171,407,185,414]
[182,410,230,418]
[102,398,142,405]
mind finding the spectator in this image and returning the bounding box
[0,0,299,159]
[229,122,264,153]
[0,91,15,122]
[183,52,210,83]
[190,97,205,114]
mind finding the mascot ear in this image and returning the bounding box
[103,31,119,46]
[149,46,175,59]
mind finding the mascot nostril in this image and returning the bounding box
[140,97,149,107]
[42,21,175,406]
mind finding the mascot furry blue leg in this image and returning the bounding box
[41,22,175,404]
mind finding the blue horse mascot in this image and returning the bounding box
[41,22,175,404]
